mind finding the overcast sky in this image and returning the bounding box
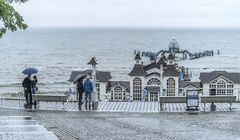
[12,0,240,28]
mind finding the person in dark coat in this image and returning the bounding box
[22,75,33,107]
[83,75,93,110]
[76,76,85,110]
[32,75,38,107]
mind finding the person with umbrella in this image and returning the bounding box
[32,75,38,108]
[22,74,33,107]
[22,67,38,108]
[74,74,86,110]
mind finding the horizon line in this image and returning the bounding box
[24,26,240,30]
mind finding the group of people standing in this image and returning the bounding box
[22,73,93,110]
[76,75,93,110]
[22,74,38,108]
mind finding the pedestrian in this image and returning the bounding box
[142,87,148,102]
[83,75,93,110]
[210,102,216,111]
[67,88,75,101]
[76,76,85,110]
[32,75,38,107]
[22,74,33,108]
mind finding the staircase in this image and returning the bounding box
[0,116,58,140]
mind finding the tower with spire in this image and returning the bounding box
[129,53,146,101]
[167,53,175,65]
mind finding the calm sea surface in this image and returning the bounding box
[0,28,240,92]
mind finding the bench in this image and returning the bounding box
[201,96,236,103]
[201,95,236,111]
[159,96,186,111]
[32,94,68,109]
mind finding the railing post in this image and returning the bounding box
[159,97,163,111]
[230,101,232,111]
[204,96,206,112]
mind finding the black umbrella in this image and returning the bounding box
[73,74,86,84]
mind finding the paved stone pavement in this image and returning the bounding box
[0,116,59,140]
[1,107,240,140]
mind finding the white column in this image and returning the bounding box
[93,65,97,102]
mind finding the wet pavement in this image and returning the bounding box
[0,116,58,140]
[1,108,240,140]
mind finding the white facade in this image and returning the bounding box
[99,82,107,101]
[75,57,240,103]
[107,84,130,101]
[202,75,240,99]
[129,62,180,101]
[179,85,199,96]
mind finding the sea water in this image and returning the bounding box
[0,28,240,93]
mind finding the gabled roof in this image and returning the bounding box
[179,81,201,88]
[128,64,146,77]
[167,53,175,60]
[162,55,167,61]
[143,62,160,72]
[157,57,167,67]
[96,71,112,83]
[88,57,98,65]
[134,53,141,60]
[147,72,161,77]
[200,71,240,83]
[163,65,179,76]
[68,70,112,82]
[107,81,130,92]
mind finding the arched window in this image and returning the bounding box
[167,78,175,96]
[114,86,123,100]
[209,77,234,95]
[110,86,127,101]
[216,79,226,95]
[147,78,160,85]
[133,77,142,101]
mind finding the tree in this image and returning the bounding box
[0,0,28,38]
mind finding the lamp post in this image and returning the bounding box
[87,57,98,110]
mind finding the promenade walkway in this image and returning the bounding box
[1,107,240,140]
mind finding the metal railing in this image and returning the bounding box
[0,85,240,111]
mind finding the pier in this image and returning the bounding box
[135,38,217,60]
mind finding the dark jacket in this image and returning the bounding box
[32,79,38,87]
[22,77,32,89]
[77,79,84,94]
[84,79,93,93]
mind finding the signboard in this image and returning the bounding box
[186,90,199,110]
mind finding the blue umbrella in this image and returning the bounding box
[22,67,38,75]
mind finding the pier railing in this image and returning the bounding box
[0,86,240,100]
[0,86,240,111]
